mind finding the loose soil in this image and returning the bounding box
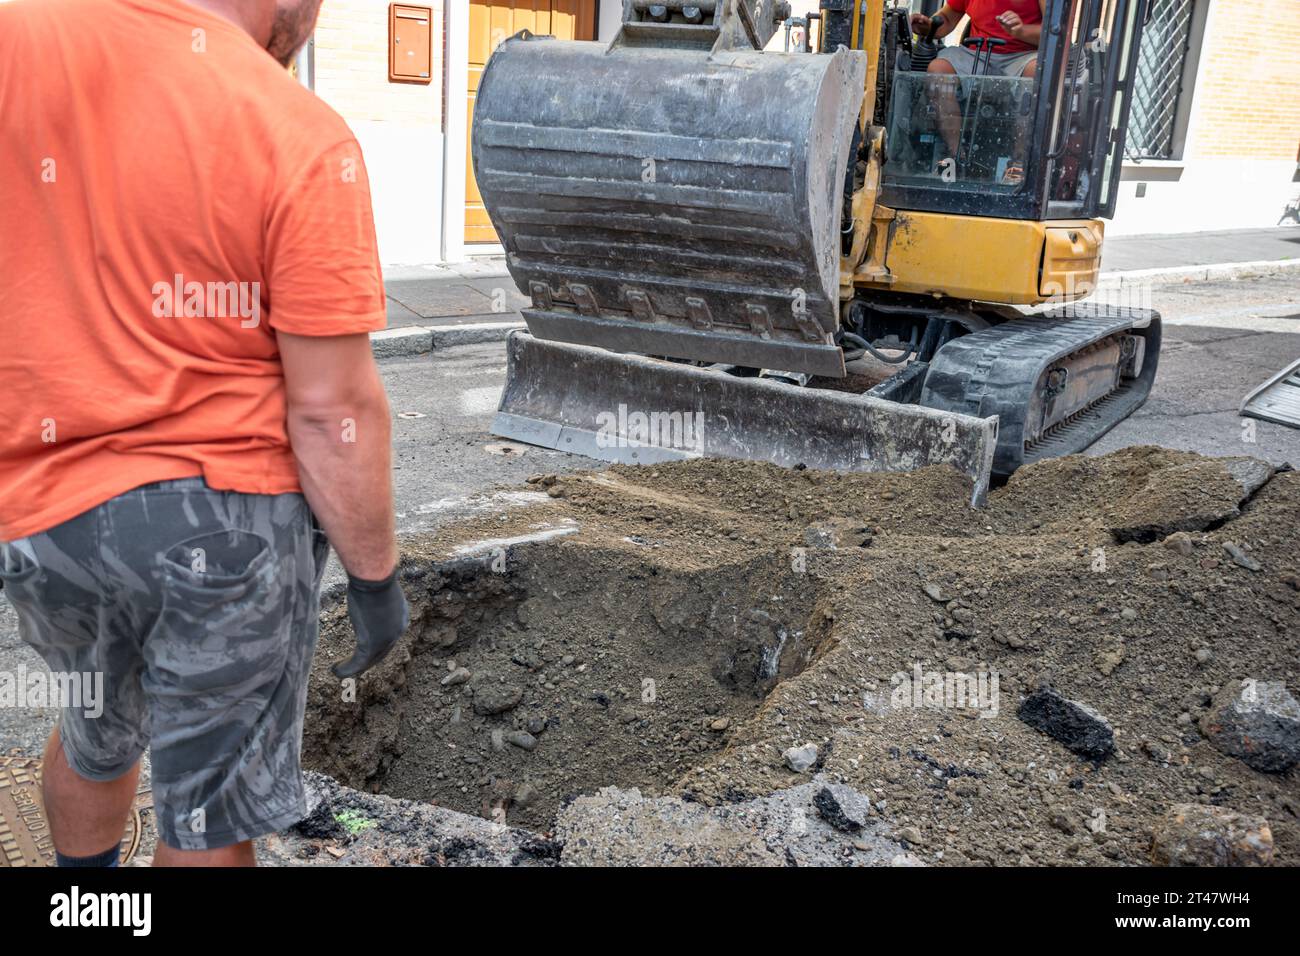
[303,446,1300,866]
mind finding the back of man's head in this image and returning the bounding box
[187,0,324,66]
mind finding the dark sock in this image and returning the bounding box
[56,845,120,867]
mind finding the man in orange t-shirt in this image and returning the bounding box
[0,0,408,866]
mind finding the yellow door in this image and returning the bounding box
[465,0,596,244]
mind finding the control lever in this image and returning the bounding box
[962,34,1007,76]
[909,14,946,71]
[958,36,1007,170]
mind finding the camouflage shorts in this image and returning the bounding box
[0,478,328,850]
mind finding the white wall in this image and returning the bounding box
[598,0,622,41]
[1110,160,1298,235]
[1108,0,1299,235]
[310,0,447,265]
[352,122,445,264]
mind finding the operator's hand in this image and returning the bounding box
[910,12,936,36]
[997,11,1025,38]
[334,567,410,678]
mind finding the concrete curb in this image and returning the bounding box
[1098,257,1300,288]
[368,320,524,358]
[368,258,1300,358]
[431,321,526,348]
[369,326,434,358]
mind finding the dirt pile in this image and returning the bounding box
[303,446,1299,866]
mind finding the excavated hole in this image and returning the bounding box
[303,542,835,831]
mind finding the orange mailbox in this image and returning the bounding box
[389,4,432,84]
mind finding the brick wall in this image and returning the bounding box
[1187,0,1300,160]
[313,0,444,128]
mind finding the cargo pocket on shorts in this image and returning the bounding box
[310,524,330,595]
[0,540,44,613]
[146,529,290,697]
[0,540,41,588]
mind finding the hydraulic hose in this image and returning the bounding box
[840,328,918,365]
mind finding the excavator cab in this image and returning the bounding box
[472,0,1161,503]
[879,0,1145,221]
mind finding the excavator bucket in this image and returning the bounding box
[473,3,998,502]
[472,26,865,377]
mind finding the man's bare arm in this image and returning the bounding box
[277,331,398,580]
[997,0,1045,47]
[912,4,963,38]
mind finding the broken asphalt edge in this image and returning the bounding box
[367,258,1300,360]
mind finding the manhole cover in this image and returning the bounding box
[0,756,150,867]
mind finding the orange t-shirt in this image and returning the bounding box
[0,0,387,541]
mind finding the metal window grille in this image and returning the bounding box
[1126,0,1195,159]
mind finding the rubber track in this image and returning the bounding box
[919,303,1162,477]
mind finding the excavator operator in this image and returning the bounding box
[912,0,1045,183]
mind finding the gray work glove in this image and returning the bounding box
[334,569,410,679]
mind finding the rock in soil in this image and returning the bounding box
[813,784,870,833]
[1149,804,1274,866]
[440,667,471,687]
[472,684,524,716]
[1017,685,1115,761]
[1221,541,1262,572]
[784,744,819,773]
[1199,680,1300,773]
[505,730,538,752]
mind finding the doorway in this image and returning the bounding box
[465,0,597,244]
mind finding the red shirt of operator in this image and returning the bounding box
[949,0,1044,55]
[916,0,1045,56]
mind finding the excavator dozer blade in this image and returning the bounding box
[494,333,1001,506]
[471,34,866,378]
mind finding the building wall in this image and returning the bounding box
[1109,0,1300,235]
[1185,0,1300,162]
[598,0,622,39]
[312,0,446,263]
